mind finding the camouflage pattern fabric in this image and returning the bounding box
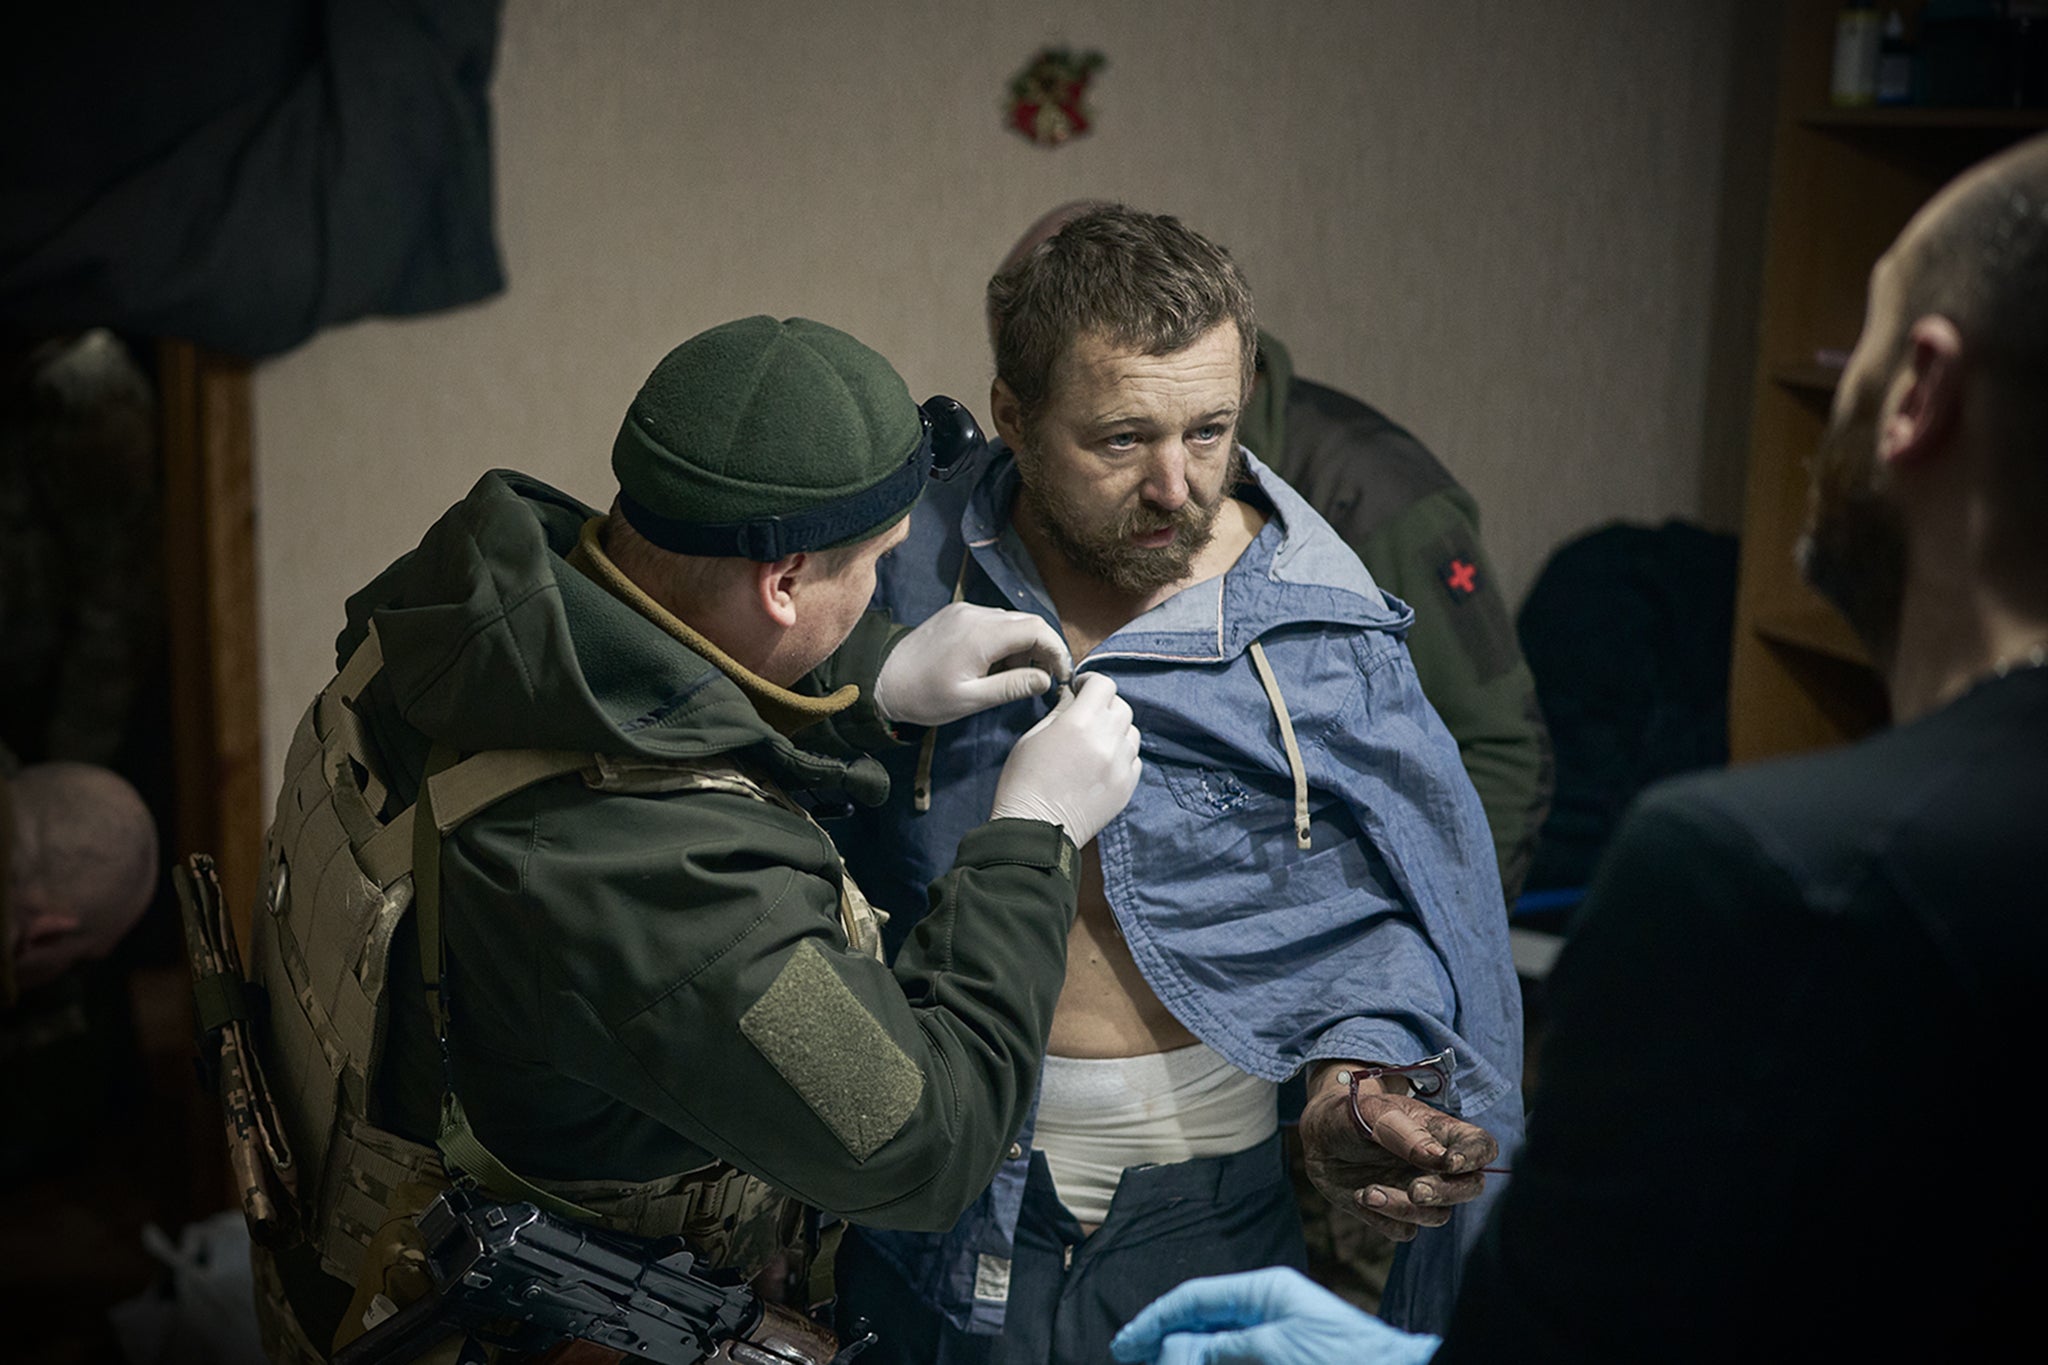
[0,332,159,766]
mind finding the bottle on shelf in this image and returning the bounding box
[1832,0,1883,107]
[1920,0,2011,107]
[1876,8,1916,106]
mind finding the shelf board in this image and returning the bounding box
[1771,361,1843,394]
[1800,106,2048,131]
[1752,596,1874,670]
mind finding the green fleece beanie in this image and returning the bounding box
[612,316,926,559]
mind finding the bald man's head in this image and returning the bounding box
[1895,133,2048,586]
[996,200,1114,276]
[986,200,1115,344]
[4,762,158,994]
[1802,134,2048,660]
[1901,140,2048,405]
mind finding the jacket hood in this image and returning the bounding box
[961,447,1411,668]
[335,469,874,793]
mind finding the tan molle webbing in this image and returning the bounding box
[256,635,436,1281]
[253,624,804,1292]
[1247,640,1312,851]
[356,745,594,890]
[914,550,976,813]
[322,617,391,814]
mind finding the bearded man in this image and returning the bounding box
[834,206,1524,1363]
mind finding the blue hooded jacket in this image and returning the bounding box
[840,447,1525,1335]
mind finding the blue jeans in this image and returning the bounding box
[836,1133,1308,1365]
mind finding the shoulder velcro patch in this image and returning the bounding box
[1424,529,1520,684]
[739,940,925,1162]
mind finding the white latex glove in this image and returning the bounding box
[874,602,1073,727]
[989,673,1142,848]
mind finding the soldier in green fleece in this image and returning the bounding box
[246,316,1144,1362]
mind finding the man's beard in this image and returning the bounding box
[1018,445,1246,596]
[1797,398,1907,668]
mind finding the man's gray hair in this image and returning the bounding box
[986,204,1257,431]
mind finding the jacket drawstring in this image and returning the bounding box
[913,552,974,812]
[1246,640,1312,851]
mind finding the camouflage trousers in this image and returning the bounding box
[1284,1125,1397,1314]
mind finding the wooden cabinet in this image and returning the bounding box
[1728,2,2048,762]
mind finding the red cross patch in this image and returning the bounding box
[1442,557,1480,598]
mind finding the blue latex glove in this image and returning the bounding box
[1111,1268,1442,1365]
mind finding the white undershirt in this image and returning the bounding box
[1032,1042,1279,1225]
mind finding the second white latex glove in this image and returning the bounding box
[874,602,1073,727]
[989,673,1142,848]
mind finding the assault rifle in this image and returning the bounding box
[332,1188,872,1365]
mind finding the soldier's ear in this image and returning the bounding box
[990,380,1026,451]
[754,553,806,629]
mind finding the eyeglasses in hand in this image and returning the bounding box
[1334,1051,1512,1175]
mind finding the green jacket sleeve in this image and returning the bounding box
[1360,487,1552,904]
[451,782,1079,1233]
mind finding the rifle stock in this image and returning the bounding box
[174,853,298,1247]
[332,1189,871,1365]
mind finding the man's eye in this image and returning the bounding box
[1191,424,1226,445]
[1104,432,1140,452]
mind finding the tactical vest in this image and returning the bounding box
[248,624,885,1355]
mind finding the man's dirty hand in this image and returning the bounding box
[1297,1068,1498,1242]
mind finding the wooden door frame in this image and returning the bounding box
[157,340,263,950]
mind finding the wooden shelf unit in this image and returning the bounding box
[1799,106,2048,131]
[1768,360,1844,396]
[1728,2,2045,763]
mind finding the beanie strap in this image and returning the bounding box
[619,427,932,561]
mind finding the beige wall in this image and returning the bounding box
[254,0,1764,776]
